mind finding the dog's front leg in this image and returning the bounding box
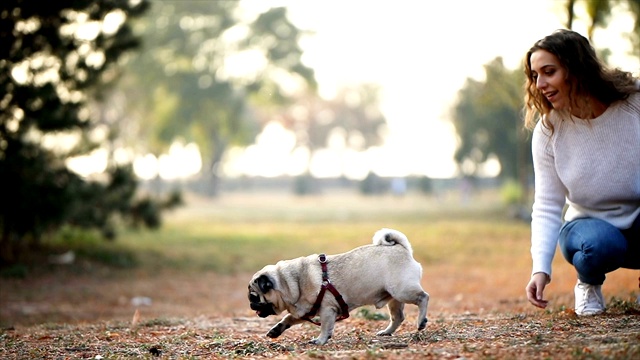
[267,314,303,338]
[377,299,405,336]
[309,308,337,345]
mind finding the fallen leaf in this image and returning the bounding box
[131,308,141,329]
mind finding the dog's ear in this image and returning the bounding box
[256,274,274,293]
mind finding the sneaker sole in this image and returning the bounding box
[575,309,605,316]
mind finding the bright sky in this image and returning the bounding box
[67,0,638,180]
[221,0,638,179]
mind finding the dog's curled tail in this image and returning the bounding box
[372,228,413,255]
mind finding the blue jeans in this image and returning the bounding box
[559,215,640,285]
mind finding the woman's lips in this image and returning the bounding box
[544,91,558,102]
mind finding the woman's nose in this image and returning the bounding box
[536,77,546,89]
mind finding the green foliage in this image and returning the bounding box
[500,178,524,206]
[47,225,104,249]
[121,2,317,195]
[565,1,640,63]
[359,172,386,195]
[418,176,433,194]
[355,307,389,321]
[61,166,182,240]
[0,0,147,253]
[0,263,28,278]
[293,173,319,195]
[46,225,138,268]
[0,0,180,265]
[630,0,640,57]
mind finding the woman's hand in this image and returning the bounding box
[526,272,550,308]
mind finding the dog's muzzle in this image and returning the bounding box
[250,302,276,317]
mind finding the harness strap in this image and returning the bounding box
[302,253,350,326]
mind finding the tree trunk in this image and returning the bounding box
[566,0,576,29]
[0,231,14,263]
[206,136,227,198]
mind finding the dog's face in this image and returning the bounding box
[248,273,278,318]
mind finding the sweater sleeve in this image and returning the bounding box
[530,122,566,279]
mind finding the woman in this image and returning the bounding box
[523,29,640,315]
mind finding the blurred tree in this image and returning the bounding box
[566,0,577,28]
[120,1,316,196]
[451,57,531,182]
[565,0,640,59]
[631,0,640,56]
[0,0,175,263]
[275,84,387,194]
[316,85,387,159]
[577,0,612,40]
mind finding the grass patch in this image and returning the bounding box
[608,296,640,314]
[5,191,530,275]
[355,307,389,321]
[111,190,530,273]
[46,225,139,268]
[110,217,531,274]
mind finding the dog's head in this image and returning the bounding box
[248,272,278,318]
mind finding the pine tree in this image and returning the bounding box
[0,0,152,263]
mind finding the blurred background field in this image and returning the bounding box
[1,190,638,329]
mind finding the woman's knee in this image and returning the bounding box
[559,218,627,261]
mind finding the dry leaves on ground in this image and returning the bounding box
[2,305,639,359]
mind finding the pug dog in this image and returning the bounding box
[247,228,429,345]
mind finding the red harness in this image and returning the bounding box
[302,254,350,326]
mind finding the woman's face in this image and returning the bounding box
[529,49,570,110]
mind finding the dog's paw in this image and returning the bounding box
[418,317,428,331]
[266,329,280,338]
[266,323,286,338]
[376,330,393,336]
[308,337,329,345]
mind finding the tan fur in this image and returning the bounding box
[248,228,429,345]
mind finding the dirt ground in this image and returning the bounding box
[2,263,639,359]
[2,191,639,358]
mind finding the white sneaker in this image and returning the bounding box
[574,281,605,316]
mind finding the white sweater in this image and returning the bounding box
[530,92,640,278]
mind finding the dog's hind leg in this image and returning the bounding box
[415,291,429,331]
[392,288,429,331]
[376,299,405,336]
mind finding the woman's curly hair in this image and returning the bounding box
[523,29,638,133]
